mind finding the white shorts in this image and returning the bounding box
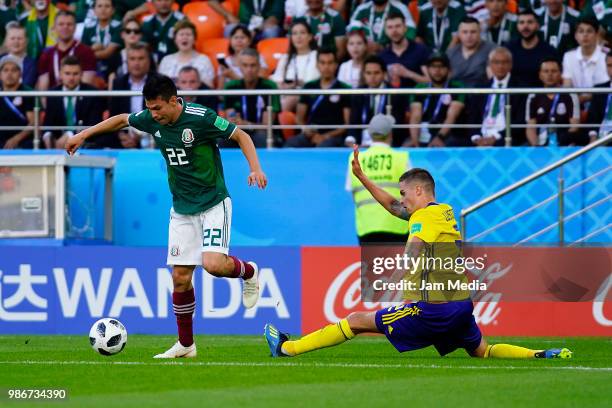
[167,197,232,265]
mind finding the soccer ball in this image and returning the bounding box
[89,318,127,356]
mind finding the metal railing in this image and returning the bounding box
[0,87,610,149]
[460,132,612,245]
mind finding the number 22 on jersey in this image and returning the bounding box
[166,148,189,166]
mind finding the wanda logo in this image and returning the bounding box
[322,260,612,327]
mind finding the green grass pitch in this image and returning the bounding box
[0,335,610,407]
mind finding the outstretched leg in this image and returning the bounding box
[470,338,572,359]
[265,311,381,357]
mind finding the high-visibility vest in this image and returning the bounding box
[348,145,410,237]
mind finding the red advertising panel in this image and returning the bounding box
[301,247,612,336]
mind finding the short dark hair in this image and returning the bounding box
[178,65,199,78]
[238,47,260,60]
[385,11,405,24]
[517,9,539,21]
[317,46,337,62]
[363,55,386,72]
[127,41,149,53]
[60,55,81,68]
[143,74,177,101]
[56,10,76,22]
[94,0,114,6]
[459,16,480,26]
[576,17,599,32]
[539,56,561,70]
[399,168,435,194]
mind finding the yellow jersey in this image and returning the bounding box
[403,202,470,302]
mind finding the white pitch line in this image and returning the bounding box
[0,360,610,372]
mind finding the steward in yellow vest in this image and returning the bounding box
[346,114,410,244]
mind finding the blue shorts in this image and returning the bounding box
[374,301,482,356]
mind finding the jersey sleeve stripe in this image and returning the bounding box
[185,110,205,116]
[227,125,238,140]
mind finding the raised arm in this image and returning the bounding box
[351,144,409,220]
[231,127,268,189]
[65,113,130,155]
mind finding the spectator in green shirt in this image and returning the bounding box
[408,53,466,147]
[416,0,465,53]
[140,0,184,62]
[350,0,416,53]
[534,0,580,54]
[286,48,352,147]
[224,48,280,148]
[294,0,347,59]
[479,0,518,46]
[585,0,612,45]
[80,0,122,79]
[242,0,284,39]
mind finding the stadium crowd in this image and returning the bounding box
[0,0,610,148]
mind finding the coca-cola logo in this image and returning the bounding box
[593,275,612,327]
[470,261,512,326]
[324,262,399,322]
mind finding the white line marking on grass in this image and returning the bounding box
[1,360,610,372]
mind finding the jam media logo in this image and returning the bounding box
[0,265,48,321]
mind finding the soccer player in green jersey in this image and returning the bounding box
[265,147,572,361]
[66,74,267,358]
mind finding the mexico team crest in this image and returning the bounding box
[182,128,195,146]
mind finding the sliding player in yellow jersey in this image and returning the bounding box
[264,145,572,360]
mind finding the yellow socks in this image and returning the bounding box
[281,319,355,356]
[485,344,537,359]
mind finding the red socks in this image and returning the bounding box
[229,256,254,280]
[173,288,195,347]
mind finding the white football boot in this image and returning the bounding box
[242,261,260,309]
[153,341,197,358]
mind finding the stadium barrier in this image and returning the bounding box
[0,245,609,336]
[0,87,609,148]
[1,147,609,245]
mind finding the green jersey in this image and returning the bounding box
[141,11,184,60]
[224,78,281,119]
[294,8,346,51]
[417,1,465,53]
[535,5,580,54]
[128,101,236,215]
[350,0,416,45]
[239,0,284,24]
[481,12,518,46]
[81,19,122,48]
[589,0,612,35]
